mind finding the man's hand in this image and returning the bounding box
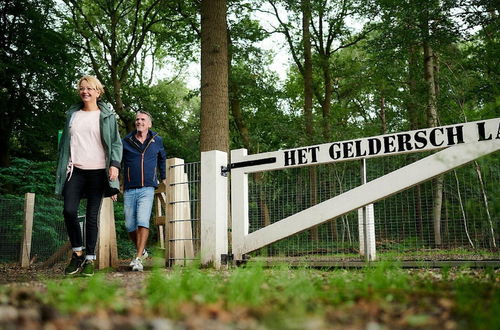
[111,194,118,202]
[109,166,119,181]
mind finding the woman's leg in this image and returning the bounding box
[83,169,107,258]
[63,168,86,251]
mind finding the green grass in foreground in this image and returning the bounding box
[40,262,500,329]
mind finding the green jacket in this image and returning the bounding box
[55,101,123,195]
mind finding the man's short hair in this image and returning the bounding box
[136,110,152,122]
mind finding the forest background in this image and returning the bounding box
[0,2,499,328]
[1,0,498,250]
[1,0,498,172]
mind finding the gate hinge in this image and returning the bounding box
[221,253,233,265]
[221,165,230,177]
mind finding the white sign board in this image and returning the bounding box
[231,118,500,173]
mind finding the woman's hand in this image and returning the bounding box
[109,166,119,181]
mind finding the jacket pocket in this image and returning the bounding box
[127,167,130,182]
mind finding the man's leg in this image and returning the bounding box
[136,226,149,259]
[128,230,138,248]
[135,187,155,259]
[124,188,139,247]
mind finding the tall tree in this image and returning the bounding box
[62,0,194,131]
[269,0,373,142]
[200,0,229,152]
[0,0,78,166]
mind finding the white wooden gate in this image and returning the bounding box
[201,118,500,267]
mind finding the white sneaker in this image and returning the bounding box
[132,258,143,271]
[129,249,148,267]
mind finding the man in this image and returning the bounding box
[122,110,166,271]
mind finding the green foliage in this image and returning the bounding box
[44,274,124,313]
[226,262,266,306]
[0,158,56,195]
[145,265,221,318]
[0,0,80,164]
[125,79,201,162]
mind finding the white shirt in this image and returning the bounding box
[70,110,106,169]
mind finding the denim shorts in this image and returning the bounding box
[124,187,155,232]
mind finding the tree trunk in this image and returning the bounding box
[423,39,443,246]
[111,75,134,132]
[200,0,229,152]
[379,91,387,134]
[301,0,319,241]
[407,45,424,238]
[320,56,333,142]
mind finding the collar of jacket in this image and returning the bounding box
[66,101,116,117]
[124,129,159,141]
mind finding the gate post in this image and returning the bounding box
[201,150,228,268]
[358,159,376,261]
[230,148,248,262]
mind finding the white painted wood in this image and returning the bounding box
[182,172,195,259]
[166,158,184,265]
[172,159,185,263]
[230,118,499,174]
[201,151,228,268]
[20,193,35,268]
[236,139,499,255]
[358,204,375,260]
[358,159,376,261]
[231,149,249,261]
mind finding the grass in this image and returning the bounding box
[32,262,499,328]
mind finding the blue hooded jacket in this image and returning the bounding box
[122,130,167,190]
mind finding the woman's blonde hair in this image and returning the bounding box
[77,75,105,99]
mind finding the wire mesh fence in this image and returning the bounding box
[166,161,201,266]
[0,160,202,268]
[0,195,80,265]
[248,153,499,263]
[0,196,24,263]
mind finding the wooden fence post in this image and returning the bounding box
[96,197,118,269]
[20,193,35,268]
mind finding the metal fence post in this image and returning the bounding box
[201,150,228,268]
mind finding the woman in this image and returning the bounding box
[55,75,122,276]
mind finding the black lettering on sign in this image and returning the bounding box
[329,143,341,160]
[446,126,464,145]
[297,148,308,165]
[477,122,492,141]
[343,141,354,158]
[383,135,396,153]
[354,140,367,157]
[368,138,381,155]
[429,128,444,147]
[414,130,427,149]
[284,150,296,166]
[308,146,320,163]
[397,133,412,152]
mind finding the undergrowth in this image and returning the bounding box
[39,261,499,328]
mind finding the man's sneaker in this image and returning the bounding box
[81,260,95,277]
[129,249,148,267]
[132,258,143,272]
[64,253,85,275]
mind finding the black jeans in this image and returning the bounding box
[63,167,107,256]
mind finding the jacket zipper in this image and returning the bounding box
[129,133,158,187]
